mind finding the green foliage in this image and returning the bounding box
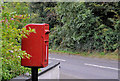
[86,2,120,52]
[0,6,2,81]
[50,2,120,53]
[3,2,30,29]
[50,2,100,51]
[100,52,105,55]
[29,2,58,29]
[1,2,35,80]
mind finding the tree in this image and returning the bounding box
[29,2,58,29]
[85,2,120,52]
[50,2,120,53]
[50,2,100,52]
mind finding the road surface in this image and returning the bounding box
[49,53,119,79]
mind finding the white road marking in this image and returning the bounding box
[84,63,119,71]
[49,58,66,62]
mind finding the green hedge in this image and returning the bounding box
[49,2,120,53]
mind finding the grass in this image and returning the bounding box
[49,49,118,61]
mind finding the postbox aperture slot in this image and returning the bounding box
[45,30,50,34]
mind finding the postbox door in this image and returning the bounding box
[42,24,50,67]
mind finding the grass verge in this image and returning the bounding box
[49,49,118,61]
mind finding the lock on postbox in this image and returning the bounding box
[21,23,50,68]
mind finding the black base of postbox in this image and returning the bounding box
[31,67,38,81]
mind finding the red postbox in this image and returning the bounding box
[21,23,50,68]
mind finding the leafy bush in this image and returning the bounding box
[50,2,100,51]
[50,2,119,53]
[86,2,120,53]
[1,2,35,80]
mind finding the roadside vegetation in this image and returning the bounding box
[48,2,119,61]
[1,2,119,81]
[49,2,119,54]
[49,50,118,60]
[30,2,119,55]
[0,6,2,81]
[1,2,34,80]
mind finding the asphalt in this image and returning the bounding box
[49,53,119,79]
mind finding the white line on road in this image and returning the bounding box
[49,58,66,62]
[84,63,119,71]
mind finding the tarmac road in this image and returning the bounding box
[49,53,119,79]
